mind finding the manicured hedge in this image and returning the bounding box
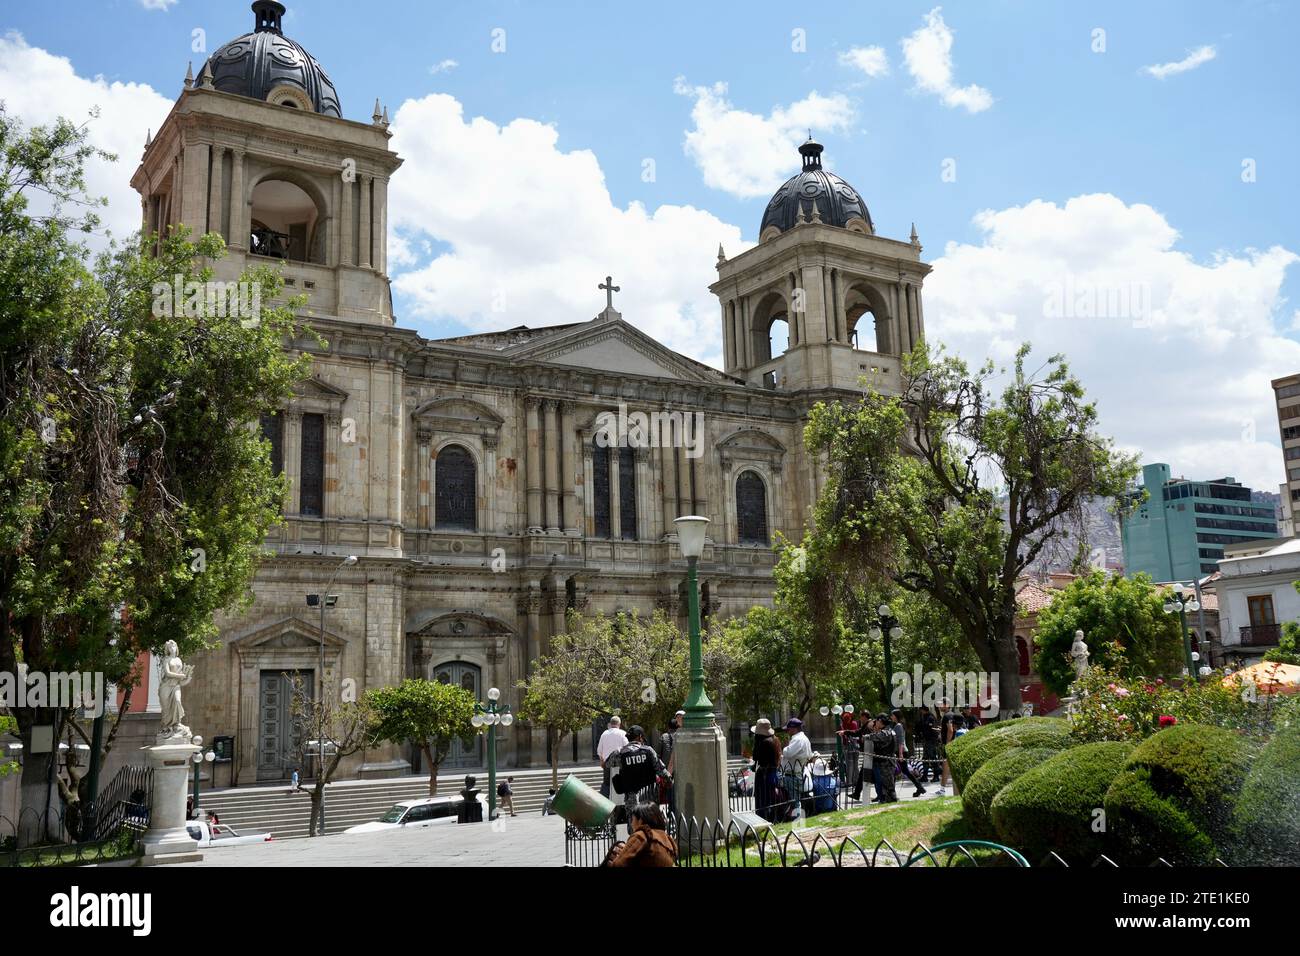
[1102,724,1254,865]
[960,746,1060,838]
[946,717,1071,792]
[1233,722,1300,865]
[990,741,1134,864]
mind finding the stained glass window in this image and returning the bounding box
[435,444,476,531]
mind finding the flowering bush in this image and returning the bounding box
[1068,649,1293,743]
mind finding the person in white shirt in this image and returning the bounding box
[597,716,628,797]
[779,717,812,819]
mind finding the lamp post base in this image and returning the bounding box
[672,723,730,843]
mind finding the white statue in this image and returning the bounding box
[157,640,195,742]
[1070,630,1090,680]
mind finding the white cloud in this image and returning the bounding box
[925,193,1300,492]
[0,32,172,243]
[901,7,992,113]
[138,0,178,10]
[429,59,458,75]
[673,78,855,199]
[387,93,749,365]
[840,46,890,78]
[1143,45,1217,80]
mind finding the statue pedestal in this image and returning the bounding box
[139,739,203,865]
[673,724,731,846]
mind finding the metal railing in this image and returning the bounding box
[1239,624,1282,646]
[86,764,153,841]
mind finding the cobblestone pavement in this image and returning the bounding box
[181,811,569,867]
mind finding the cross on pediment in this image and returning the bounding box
[598,275,620,311]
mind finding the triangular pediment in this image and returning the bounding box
[228,616,347,651]
[509,318,732,385]
[293,377,349,403]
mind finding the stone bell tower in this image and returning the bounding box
[711,137,930,396]
[130,0,403,326]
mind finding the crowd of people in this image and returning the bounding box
[585,700,995,864]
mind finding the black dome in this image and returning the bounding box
[202,2,342,119]
[759,138,872,238]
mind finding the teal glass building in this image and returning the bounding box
[1120,463,1279,581]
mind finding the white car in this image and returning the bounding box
[343,794,486,835]
[185,819,273,848]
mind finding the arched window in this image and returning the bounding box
[736,471,769,545]
[434,444,476,531]
[592,439,611,538]
[848,307,879,352]
[618,446,637,540]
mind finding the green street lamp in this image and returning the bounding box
[1163,585,1209,679]
[472,688,514,820]
[869,605,903,697]
[674,515,713,728]
[190,738,215,812]
[819,703,855,783]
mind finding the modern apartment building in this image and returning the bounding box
[1120,463,1279,580]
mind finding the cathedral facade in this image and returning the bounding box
[130,2,930,779]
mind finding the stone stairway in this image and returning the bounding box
[195,764,603,840]
[197,758,751,840]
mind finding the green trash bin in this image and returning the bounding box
[551,774,616,828]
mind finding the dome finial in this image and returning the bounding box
[799,134,823,170]
[252,1,286,33]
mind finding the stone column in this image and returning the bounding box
[659,443,675,538]
[207,145,225,238]
[560,402,578,534]
[228,150,246,251]
[908,284,921,350]
[141,737,203,864]
[285,409,303,514]
[340,174,354,266]
[525,397,543,533]
[692,454,709,523]
[544,399,561,534]
[416,430,432,529]
[609,445,622,540]
[374,176,388,276]
[915,284,926,345]
[359,175,373,270]
[676,439,693,515]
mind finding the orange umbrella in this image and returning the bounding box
[1222,661,1300,696]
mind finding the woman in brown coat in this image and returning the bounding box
[602,803,677,868]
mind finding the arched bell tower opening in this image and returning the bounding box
[250,177,326,263]
[712,137,931,395]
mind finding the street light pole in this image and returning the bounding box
[472,689,514,820]
[191,741,215,812]
[1163,584,1204,680]
[312,554,356,835]
[869,605,903,703]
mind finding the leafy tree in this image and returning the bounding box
[288,678,374,837]
[1264,621,1300,666]
[1033,571,1185,696]
[366,679,476,795]
[0,107,308,842]
[517,635,602,789]
[519,609,733,766]
[804,343,1136,717]
[0,714,16,777]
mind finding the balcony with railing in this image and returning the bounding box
[1239,624,1282,647]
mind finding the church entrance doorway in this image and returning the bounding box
[433,661,483,769]
[257,669,312,782]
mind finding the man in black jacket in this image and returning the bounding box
[609,725,670,835]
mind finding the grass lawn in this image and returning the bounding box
[682,796,1018,867]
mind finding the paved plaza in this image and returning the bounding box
[182,811,571,867]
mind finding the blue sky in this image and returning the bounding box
[3,0,1299,491]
